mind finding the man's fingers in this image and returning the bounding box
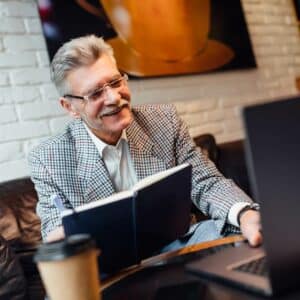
[239,210,263,247]
[247,230,263,247]
[46,226,65,242]
[242,221,263,246]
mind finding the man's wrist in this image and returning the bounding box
[237,203,260,226]
[228,202,251,227]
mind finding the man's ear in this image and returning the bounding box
[59,97,80,118]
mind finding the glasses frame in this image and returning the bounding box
[63,73,129,103]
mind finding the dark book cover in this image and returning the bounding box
[62,163,192,274]
[135,167,192,259]
[63,195,137,273]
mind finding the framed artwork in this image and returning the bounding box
[294,0,300,22]
[38,0,256,77]
[292,0,300,91]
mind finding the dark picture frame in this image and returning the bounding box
[294,0,300,21]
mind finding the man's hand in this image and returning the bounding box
[46,226,65,242]
[239,210,263,247]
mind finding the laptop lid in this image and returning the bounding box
[186,96,300,296]
[243,96,300,294]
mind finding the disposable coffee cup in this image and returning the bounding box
[34,234,101,300]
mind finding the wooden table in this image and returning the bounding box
[102,235,244,290]
[101,235,300,300]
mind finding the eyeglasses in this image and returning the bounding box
[63,73,128,103]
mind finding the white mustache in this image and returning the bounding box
[99,99,129,118]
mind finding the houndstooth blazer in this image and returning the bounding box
[28,104,252,239]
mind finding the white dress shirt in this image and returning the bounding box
[84,124,137,192]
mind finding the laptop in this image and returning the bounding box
[186,96,300,296]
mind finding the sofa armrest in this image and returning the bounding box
[0,178,44,300]
[217,140,251,197]
[193,134,251,197]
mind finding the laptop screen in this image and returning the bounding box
[242,96,300,293]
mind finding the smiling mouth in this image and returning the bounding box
[100,103,128,118]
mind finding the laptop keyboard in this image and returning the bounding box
[232,256,268,277]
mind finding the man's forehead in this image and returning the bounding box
[66,55,119,94]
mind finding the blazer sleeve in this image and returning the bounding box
[28,151,72,240]
[170,106,253,233]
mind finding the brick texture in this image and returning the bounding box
[0,0,300,182]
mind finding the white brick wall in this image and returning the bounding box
[0,141,22,163]
[0,0,300,182]
[10,67,51,85]
[0,105,17,123]
[0,1,37,17]
[1,18,25,34]
[0,121,49,142]
[4,35,46,51]
[0,52,36,67]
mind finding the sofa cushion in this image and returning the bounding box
[0,178,41,247]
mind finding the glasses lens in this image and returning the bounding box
[88,89,104,102]
[109,77,123,88]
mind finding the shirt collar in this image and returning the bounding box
[83,123,128,157]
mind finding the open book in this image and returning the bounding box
[62,163,192,273]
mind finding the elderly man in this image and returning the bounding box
[28,35,262,249]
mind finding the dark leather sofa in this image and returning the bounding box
[0,135,250,300]
[194,134,251,197]
[0,178,44,300]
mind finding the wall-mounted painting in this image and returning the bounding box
[293,0,300,91]
[294,0,300,24]
[38,0,256,77]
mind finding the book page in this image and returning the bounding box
[133,163,189,191]
[62,163,190,216]
[62,189,134,216]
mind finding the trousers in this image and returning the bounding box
[160,220,222,253]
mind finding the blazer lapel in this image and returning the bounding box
[70,114,168,202]
[70,120,115,203]
[126,118,168,180]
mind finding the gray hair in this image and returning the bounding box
[50,35,116,96]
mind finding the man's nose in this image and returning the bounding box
[103,86,121,105]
